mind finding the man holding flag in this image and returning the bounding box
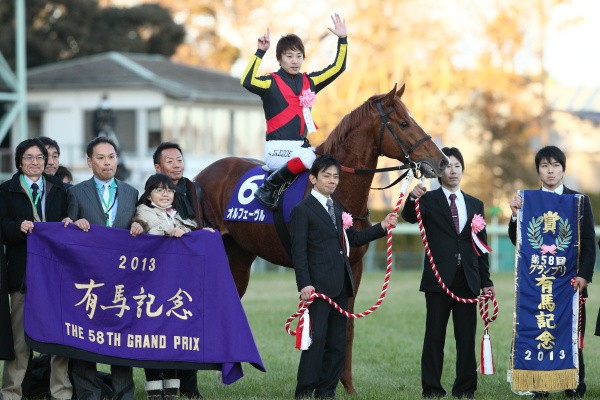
[509,145,595,399]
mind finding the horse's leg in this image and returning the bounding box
[222,235,256,298]
[340,259,364,394]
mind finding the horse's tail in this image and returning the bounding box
[191,180,218,229]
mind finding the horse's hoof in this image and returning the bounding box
[343,386,357,395]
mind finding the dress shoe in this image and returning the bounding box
[529,393,549,400]
[565,389,585,398]
[453,393,475,399]
[423,391,446,398]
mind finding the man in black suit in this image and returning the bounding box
[402,147,493,399]
[152,141,206,398]
[509,145,595,400]
[291,154,397,399]
[67,137,143,400]
[0,138,72,400]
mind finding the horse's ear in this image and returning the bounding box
[396,83,406,98]
[382,84,397,105]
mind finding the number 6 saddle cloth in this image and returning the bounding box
[225,166,309,224]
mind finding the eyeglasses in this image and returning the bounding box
[152,188,175,195]
[22,155,46,163]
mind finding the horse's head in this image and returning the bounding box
[366,84,447,178]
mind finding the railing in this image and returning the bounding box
[252,223,600,272]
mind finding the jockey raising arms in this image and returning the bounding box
[240,13,348,210]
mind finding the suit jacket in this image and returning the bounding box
[291,194,386,298]
[0,227,15,360]
[508,187,595,288]
[67,177,138,229]
[402,187,492,295]
[0,172,68,293]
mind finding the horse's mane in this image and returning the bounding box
[319,93,386,154]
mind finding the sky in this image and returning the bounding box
[544,0,600,87]
[109,0,599,88]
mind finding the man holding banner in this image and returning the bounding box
[0,138,72,400]
[66,136,142,400]
[153,142,207,399]
[509,145,595,399]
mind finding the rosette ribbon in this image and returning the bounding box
[299,89,317,134]
[471,214,492,256]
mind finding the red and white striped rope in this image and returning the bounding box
[285,170,415,337]
[414,197,499,329]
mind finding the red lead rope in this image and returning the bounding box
[414,197,499,331]
[284,171,415,339]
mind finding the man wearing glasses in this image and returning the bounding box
[0,138,72,400]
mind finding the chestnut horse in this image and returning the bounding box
[195,84,447,393]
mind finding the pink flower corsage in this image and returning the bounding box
[342,212,353,230]
[471,214,486,233]
[470,214,492,255]
[299,89,316,108]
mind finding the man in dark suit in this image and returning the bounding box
[0,138,72,400]
[402,147,493,399]
[509,145,595,400]
[154,142,206,228]
[291,154,397,399]
[66,136,143,400]
[152,142,206,398]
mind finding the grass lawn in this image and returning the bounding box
[170,269,600,399]
[5,269,599,399]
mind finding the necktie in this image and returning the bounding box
[31,183,43,220]
[449,193,459,233]
[103,184,110,204]
[326,198,337,228]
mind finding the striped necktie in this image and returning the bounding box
[326,198,336,228]
[449,193,459,233]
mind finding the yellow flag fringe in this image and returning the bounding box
[511,369,577,392]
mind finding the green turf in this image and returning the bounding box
[166,269,600,399]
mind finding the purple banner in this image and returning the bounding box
[224,166,308,223]
[25,223,265,384]
[509,190,580,391]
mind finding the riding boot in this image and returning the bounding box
[254,165,296,210]
[163,379,180,400]
[145,380,163,400]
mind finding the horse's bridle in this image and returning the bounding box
[340,100,433,187]
[374,100,432,166]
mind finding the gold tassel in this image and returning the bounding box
[511,369,577,392]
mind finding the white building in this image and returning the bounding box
[19,51,264,189]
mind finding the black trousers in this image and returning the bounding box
[144,368,177,381]
[422,267,477,398]
[295,281,350,399]
[177,369,199,398]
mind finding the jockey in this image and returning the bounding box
[240,13,348,210]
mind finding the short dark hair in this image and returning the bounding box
[153,142,183,165]
[437,147,464,185]
[276,34,305,62]
[86,136,117,157]
[310,154,341,177]
[55,165,73,183]
[138,173,177,206]
[442,147,464,170]
[38,136,60,155]
[535,145,566,172]
[15,138,48,171]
